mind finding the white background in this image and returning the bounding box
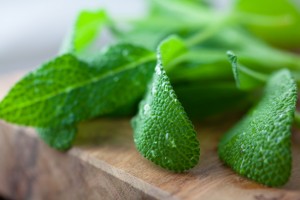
[0,0,146,73]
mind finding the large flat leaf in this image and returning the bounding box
[218,70,297,186]
[0,44,155,128]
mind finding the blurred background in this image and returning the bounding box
[0,0,150,99]
[0,0,147,74]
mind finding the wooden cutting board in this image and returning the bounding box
[0,71,299,200]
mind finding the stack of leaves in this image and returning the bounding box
[0,0,299,187]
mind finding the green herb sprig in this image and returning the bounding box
[1,0,299,186]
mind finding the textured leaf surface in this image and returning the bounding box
[132,39,200,172]
[37,125,77,151]
[0,44,155,127]
[218,70,297,186]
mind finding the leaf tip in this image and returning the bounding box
[227,51,240,89]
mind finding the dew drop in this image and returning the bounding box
[163,83,169,91]
[170,139,176,148]
[151,150,156,157]
[143,104,151,115]
[155,65,162,75]
[165,133,169,140]
[152,87,157,95]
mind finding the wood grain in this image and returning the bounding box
[0,71,299,200]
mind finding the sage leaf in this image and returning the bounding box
[158,35,187,68]
[37,124,77,151]
[0,44,155,128]
[61,9,108,53]
[132,38,200,172]
[218,69,297,186]
[227,51,267,90]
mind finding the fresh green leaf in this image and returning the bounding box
[158,35,187,67]
[0,44,155,128]
[218,69,297,186]
[61,9,108,53]
[115,0,220,50]
[74,9,108,52]
[227,51,267,90]
[150,0,215,24]
[200,28,300,71]
[37,124,77,151]
[235,0,300,48]
[132,38,200,172]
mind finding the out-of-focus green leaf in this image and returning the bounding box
[61,9,109,53]
[235,0,300,48]
[227,51,266,90]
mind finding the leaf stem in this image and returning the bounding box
[238,65,268,82]
[185,22,223,47]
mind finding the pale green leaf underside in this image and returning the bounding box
[218,69,297,186]
[132,37,200,172]
[0,44,155,128]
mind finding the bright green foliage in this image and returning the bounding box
[158,35,187,68]
[235,0,300,48]
[117,0,217,50]
[61,9,108,53]
[1,0,300,184]
[74,9,108,52]
[132,39,200,172]
[0,44,155,128]
[218,70,297,186]
[37,125,77,151]
[227,51,267,90]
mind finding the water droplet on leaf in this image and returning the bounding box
[143,104,151,115]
